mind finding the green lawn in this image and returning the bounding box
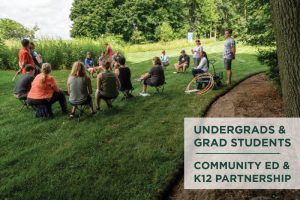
[0,42,267,200]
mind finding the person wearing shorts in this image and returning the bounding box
[224,28,236,86]
[191,40,203,67]
[68,61,95,117]
[174,50,190,73]
[139,57,165,95]
[95,61,120,110]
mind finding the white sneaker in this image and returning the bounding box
[173,71,178,74]
[139,92,150,97]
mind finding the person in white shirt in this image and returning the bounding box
[160,50,169,68]
[191,39,203,67]
[192,51,209,77]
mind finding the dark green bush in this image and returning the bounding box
[257,48,280,86]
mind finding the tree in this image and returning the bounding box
[0,18,38,40]
[270,0,300,117]
[155,22,174,42]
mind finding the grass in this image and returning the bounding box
[0,41,267,200]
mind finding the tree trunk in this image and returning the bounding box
[270,0,300,117]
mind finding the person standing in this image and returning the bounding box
[224,28,236,86]
[191,40,203,67]
[18,39,36,74]
[105,42,113,62]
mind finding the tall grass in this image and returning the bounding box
[1,38,124,70]
[1,37,215,70]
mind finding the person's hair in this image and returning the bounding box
[71,61,86,77]
[86,52,91,57]
[103,61,111,70]
[114,63,120,69]
[196,39,200,43]
[100,51,105,56]
[105,42,108,46]
[40,63,52,84]
[226,28,233,34]
[202,51,210,69]
[30,42,35,47]
[118,56,126,65]
[21,39,30,48]
[25,64,34,72]
[162,50,166,53]
[181,50,185,54]
[152,56,162,66]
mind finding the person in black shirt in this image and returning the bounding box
[174,50,190,73]
[14,64,35,98]
[114,57,134,98]
[139,57,165,96]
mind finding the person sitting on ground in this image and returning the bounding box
[95,61,120,110]
[98,51,107,68]
[18,39,36,75]
[27,63,68,116]
[139,56,165,96]
[192,51,209,77]
[68,61,95,117]
[13,64,35,99]
[191,39,203,67]
[174,50,190,73]
[29,42,43,69]
[84,52,95,75]
[160,50,169,68]
[115,57,134,99]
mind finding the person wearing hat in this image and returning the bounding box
[160,50,169,68]
[174,50,190,73]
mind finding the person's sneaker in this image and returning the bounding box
[173,71,178,74]
[139,92,150,97]
[135,78,142,82]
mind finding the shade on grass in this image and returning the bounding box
[0,42,267,199]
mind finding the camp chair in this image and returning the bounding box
[154,82,166,94]
[17,95,30,111]
[69,102,89,121]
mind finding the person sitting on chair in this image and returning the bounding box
[139,56,165,96]
[192,51,209,77]
[84,52,95,75]
[68,61,95,117]
[160,50,169,68]
[95,61,120,110]
[27,63,68,117]
[174,50,190,73]
[114,57,133,99]
[14,64,35,99]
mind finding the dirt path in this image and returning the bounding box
[168,73,297,200]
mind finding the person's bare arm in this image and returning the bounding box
[86,76,92,94]
[67,77,71,95]
[141,72,150,80]
[116,75,121,89]
[96,73,102,90]
[115,68,120,76]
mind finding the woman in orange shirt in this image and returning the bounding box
[27,63,67,116]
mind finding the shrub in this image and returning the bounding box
[257,48,280,86]
[155,22,174,42]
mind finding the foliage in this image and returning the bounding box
[155,22,174,42]
[130,30,146,44]
[70,0,187,42]
[0,43,267,199]
[1,38,123,70]
[0,18,38,40]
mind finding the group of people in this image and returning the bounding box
[173,28,236,86]
[13,29,236,118]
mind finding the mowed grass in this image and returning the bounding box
[0,42,267,200]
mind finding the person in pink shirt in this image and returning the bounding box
[105,42,113,62]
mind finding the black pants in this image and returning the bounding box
[27,91,67,115]
[192,68,205,77]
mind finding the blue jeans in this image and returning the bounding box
[192,68,205,77]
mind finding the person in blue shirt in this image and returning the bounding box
[84,52,96,76]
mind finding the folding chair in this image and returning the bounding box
[154,82,166,94]
[70,102,88,121]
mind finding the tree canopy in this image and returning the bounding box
[70,0,273,43]
[0,18,38,40]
